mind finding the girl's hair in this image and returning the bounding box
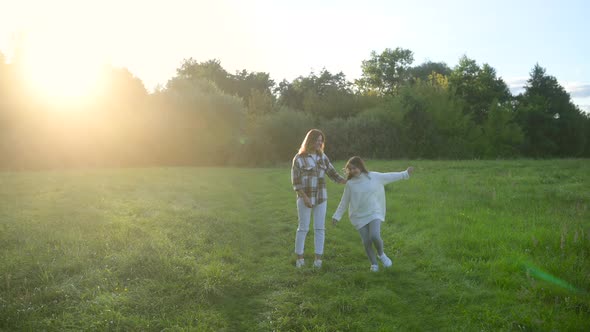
[344,156,369,180]
[298,129,325,155]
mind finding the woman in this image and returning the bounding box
[291,129,346,268]
[332,156,413,272]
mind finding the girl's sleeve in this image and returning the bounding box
[291,157,304,191]
[376,170,409,185]
[325,155,345,183]
[332,184,351,221]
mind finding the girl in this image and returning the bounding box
[291,129,346,268]
[332,156,413,272]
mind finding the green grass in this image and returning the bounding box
[1,160,589,331]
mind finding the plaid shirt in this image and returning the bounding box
[291,152,345,206]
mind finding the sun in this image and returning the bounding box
[20,30,104,104]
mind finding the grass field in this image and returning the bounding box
[1,160,589,331]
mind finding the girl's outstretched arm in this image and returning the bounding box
[332,184,351,224]
[377,167,414,185]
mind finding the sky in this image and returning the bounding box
[1,0,589,112]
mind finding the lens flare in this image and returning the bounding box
[523,261,580,293]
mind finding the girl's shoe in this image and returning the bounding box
[296,259,305,268]
[370,264,379,272]
[379,253,392,267]
[313,259,322,268]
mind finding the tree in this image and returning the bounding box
[175,58,275,110]
[248,88,274,117]
[156,76,247,165]
[176,58,230,90]
[479,102,524,158]
[232,70,275,101]
[97,66,148,109]
[449,56,511,124]
[357,47,414,96]
[409,61,451,83]
[0,52,11,167]
[515,64,587,157]
[584,113,590,156]
[277,69,360,119]
[240,109,314,165]
[0,51,7,103]
[400,73,479,158]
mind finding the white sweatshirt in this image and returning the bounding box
[332,170,409,230]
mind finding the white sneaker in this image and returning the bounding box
[313,259,322,268]
[296,258,305,268]
[379,253,392,267]
[370,264,379,272]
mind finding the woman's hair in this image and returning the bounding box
[298,129,325,155]
[344,156,369,180]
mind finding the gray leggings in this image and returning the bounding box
[358,219,384,265]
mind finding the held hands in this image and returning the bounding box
[407,166,414,175]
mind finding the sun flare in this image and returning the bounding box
[20,30,104,104]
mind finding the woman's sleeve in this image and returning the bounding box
[376,170,409,185]
[291,157,304,191]
[325,155,345,183]
[332,184,351,221]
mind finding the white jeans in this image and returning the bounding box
[294,198,327,256]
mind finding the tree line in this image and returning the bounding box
[1,47,589,169]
